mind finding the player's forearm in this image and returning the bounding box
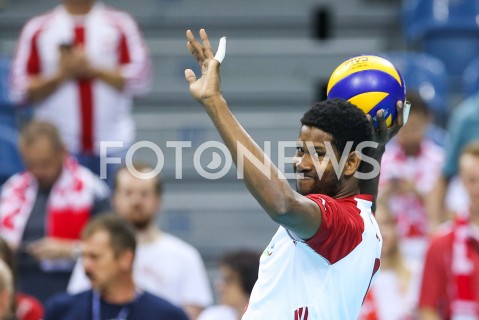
[358,145,385,212]
[204,96,299,217]
[27,73,68,103]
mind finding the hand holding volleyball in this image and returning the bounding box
[327,55,406,128]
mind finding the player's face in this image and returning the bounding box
[293,125,341,196]
[216,265,249,310]
[82,230,125,292]
[20,137,66,190]
[459,154,479,205]
[113,170,160,231]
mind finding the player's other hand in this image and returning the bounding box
[185,29,223,107]
[367,100,405,151]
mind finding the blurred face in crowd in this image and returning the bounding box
[216,265,249,311]
[375,203,399,257]
[82,230,132,293]
[459,153,479,206]
[395,111,430,156]
[20,135,66,190]
[113,169,161,231]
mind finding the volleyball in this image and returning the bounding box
[326,55,406,127]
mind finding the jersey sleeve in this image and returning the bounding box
[114,12,151,96]
[305,194,365,264]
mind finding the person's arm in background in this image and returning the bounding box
[90,11,151,95]
[10,17,70,104]
[358,104,404,212]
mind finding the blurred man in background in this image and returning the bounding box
[10,0,151,185]
[0,121,110,302]
[68,164,213,319]
[44,214,188,320]
[419,142,479,319]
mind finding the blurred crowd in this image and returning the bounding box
[0,0,479,320]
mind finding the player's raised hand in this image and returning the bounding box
[185,29,224,106]
[367,100,408,150]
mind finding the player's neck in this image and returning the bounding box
[136,224,161,244]
[101,276,136,304]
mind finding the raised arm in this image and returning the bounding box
[184,29,321,239]
[359,102,405,212]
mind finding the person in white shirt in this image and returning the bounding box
[184,29,405,319]
[198,250,260,320]
[10,0,151,185]
[68,164,213,319]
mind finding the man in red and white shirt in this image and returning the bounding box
[11,0,151,183]
[185,29,405,319]
[418,142,479,320]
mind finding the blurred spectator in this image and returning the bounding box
[359,200,421,320]
[44,213,188,320]
[68,164,213,319]
[0,121,110,302]
[418,142,479,320]
[10,0,151,186]
[198,250,260,320]
[0,260,13,320]
[0,237,43,320]
[379,91,445,263]
[428,92,479,229]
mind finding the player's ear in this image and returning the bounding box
[344,151,361,177]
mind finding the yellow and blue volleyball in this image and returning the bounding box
[326,55,406,127]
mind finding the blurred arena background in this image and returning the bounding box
[0,0,473,272]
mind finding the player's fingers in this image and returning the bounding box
[376,109,388,140]
[187,42,202,65]
[184,69,197,85]
[388,100,405,136]
[186,30,206,62]
[199,29,214,59]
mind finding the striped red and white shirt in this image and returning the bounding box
[243,194,381,320]
[11,3,151,155]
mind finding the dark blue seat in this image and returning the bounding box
[402,0,479,77]
[380,52,449,125]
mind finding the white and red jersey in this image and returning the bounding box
[11,3,151,155]
[242,194,381,320]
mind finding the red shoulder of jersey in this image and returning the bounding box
[305,194,371,264]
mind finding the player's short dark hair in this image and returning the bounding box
[82,213,137,257]
[221,250,260,295]
[300,98,374,157]
[113,162,163,195]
